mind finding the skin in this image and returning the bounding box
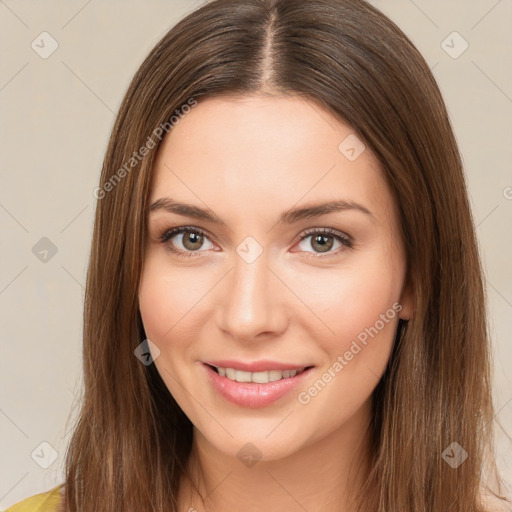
[138,94,413,512]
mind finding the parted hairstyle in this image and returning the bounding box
[59,0,509,510]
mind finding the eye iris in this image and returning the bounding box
[311,234,333,253]
[172,230,341,254]
[183,232,203,251]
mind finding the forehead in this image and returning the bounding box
[149,94,394,224]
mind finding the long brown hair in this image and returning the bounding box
[60,0,509,510]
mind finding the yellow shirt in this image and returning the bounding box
[5,485,62,512]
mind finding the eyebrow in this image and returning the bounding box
[149,197,375,225]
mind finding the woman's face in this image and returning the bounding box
[139,94,412,461]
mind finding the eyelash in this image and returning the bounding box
[157,225,354,259]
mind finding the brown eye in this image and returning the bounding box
[182,231,204,251]
[159,226,215,257]
[310,234,334,253]
[296,228,353,257]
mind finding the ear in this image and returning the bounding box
[398,279,414,320]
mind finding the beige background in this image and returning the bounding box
[0,0,511,508]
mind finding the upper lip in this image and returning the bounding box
[203,360,314,372]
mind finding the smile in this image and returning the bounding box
[210,365,310,384]
[202,363,316,408]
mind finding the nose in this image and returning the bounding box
[215,251,288,342]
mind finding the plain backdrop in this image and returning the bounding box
[0,0,511,508]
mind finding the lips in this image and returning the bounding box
[202,362,316,408]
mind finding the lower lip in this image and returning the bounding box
[203,363,315,408]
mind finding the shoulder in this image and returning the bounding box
[5,485,63,512]
[479,488,512,512]
[483,501,512,512]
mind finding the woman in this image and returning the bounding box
[7,0,510,510]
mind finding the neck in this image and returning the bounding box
[177,400,373,512]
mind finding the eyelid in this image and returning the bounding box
[293,227,353,257]
[157,225,353,258]
[296,227,352,245]
[158,225,217,255]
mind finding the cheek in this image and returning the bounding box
[138,271,176,342]
[294,254,402,334]
[138,253,211,343]
[288,248,403,379]
[332,269,400,349]
[138,258,205,397]
[291,265,402,430]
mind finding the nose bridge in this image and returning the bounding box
[217,249,284,339]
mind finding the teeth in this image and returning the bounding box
[214,366,306,383]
